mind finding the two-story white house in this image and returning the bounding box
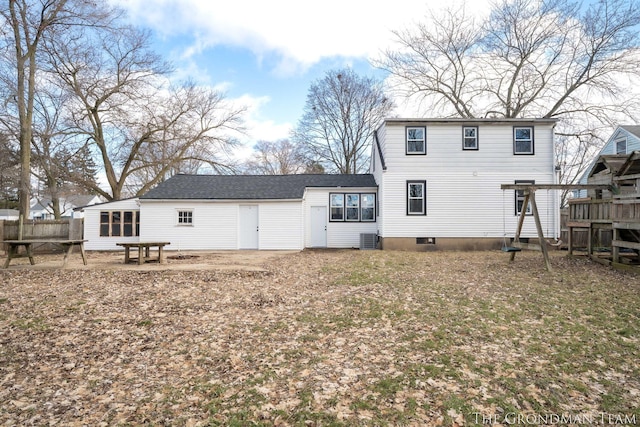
[371,118,560,250]
[79,118,560,251]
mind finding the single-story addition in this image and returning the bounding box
[81,174,378,251]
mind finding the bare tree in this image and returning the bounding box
[377,0,640,195]
[243,139,309,175]
[0,0,108,219]
[292,68,394,174]
[0,131,20,208]
[47,22,244,200]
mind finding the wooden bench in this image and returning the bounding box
[116,242,170,265]
[2,239,88,268]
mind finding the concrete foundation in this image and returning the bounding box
[380,237,505,251]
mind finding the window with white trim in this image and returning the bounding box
[329,193,376,222]
[177,210,193,225]
[346,194,360,221]
[514,126,534,154]
[515,180,534,215]
[616,137,627,154]
[407,181,426,215]
[463,126,478,150]
[361,194,375,221]
[330,193,344,221]
[406,126,426,154]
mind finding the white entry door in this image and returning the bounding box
[239,205,259,249]
[310,206,327,248]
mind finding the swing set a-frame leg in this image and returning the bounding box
[510,190,552,272]
[529,190,552,272]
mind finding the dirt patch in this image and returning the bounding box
[1,249,297,272]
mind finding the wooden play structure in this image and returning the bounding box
[502,151,640,271]
[566,151,640,270]
[500,183,610,271]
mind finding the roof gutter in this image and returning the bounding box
[373,129,387,171]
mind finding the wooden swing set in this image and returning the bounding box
[500,183,611,271]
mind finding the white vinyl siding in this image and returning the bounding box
[139,201,304,250]
[140,202,237,250]
[376,122,558,239]
[304,188,378,248]
[255,202,303,250]
[82,198,141,250]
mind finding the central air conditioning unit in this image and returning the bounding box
[360,233,378,250]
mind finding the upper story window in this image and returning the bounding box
[463,126,478,150]
[406,126,426,154]
[100,210,139,237]
[407,181,426,215]
[615,137,627,154]
[330,193,376,222]
[177,210,193,225]
[513,126,534,155]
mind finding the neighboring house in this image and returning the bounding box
[574,125,640,198]
[80,175,378,251]
[81,118,560,251]
[371,118,559,250]
[30,195,102,220]
[0,209,20,220]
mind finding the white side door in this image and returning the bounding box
[239,205,259,249]
[310,206,327,248]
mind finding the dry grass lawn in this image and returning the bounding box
[1,249,639,426]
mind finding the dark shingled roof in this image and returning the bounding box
[139,174,377,200]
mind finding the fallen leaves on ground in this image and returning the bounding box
[0,250,638,426]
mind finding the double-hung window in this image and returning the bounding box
[330,193,376,222]
[616,137,627,154]
[406,126,426,154]
[514,126,534,154]
[346,194,360,221]
[463,126,478,150]
[361,194,375,221]
[330,194,344,221]
[177,210,193,225]
[407,181,426,215]
[515,180,534,215]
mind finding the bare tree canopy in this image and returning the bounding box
[0,1,245,209]
[243,139,310,175]
[0,0,110,218]
[43,15,244,200]
[376,0,640,199]
[292,68,394,174]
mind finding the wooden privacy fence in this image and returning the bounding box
[0,219,83,254]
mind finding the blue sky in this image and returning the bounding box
[111,0,486,157]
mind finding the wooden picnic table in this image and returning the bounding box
[116,242,170,265]
[2,239,88,268]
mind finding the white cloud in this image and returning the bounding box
[111,0,490,76]
[226,93,294,160]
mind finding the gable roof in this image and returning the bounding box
[588,154,629,177]
[31,194,101,212]
[139,174,378,200]
[620,125,640,139]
